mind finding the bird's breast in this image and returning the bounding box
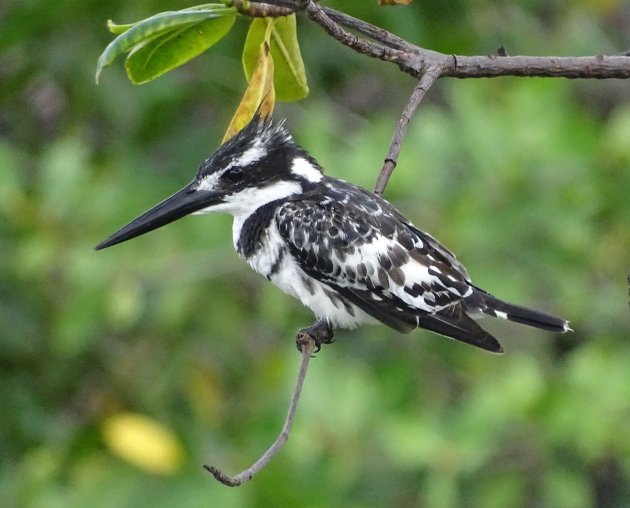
[233,210,286,279]
[232,212,373,329]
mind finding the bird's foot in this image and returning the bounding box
[296,320,335,354]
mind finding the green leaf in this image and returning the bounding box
[125,16,236,85]
[107,20,135,35]
[105,4,232,35]
[95,6,235,83]
[242,15,308,102]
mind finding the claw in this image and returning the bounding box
[295,320,335,353]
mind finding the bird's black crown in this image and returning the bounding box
[198,116,294,177]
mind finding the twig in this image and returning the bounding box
[234,0,296,17]
[320,6,413,51]
[304,2,405,63]
[374,70,440,196]
[204,335,317,486]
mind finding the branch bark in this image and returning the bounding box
[204,334,317,486]
[305,2,405,63]
[374,70,439,196]
[443,54,630,79]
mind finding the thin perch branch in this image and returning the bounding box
[204,334,317,486]
[374,70,440,196]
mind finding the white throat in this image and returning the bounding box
[193,179,303,250]
[204,181,302,218]
[194,180,302,218]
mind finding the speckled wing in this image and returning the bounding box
[275,180,475,331]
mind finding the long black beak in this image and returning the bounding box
[95,181,221,250]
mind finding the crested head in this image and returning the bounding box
[95,115,324,250]
[197,114,297,181]
[203,114,294,174]
[191,115,324,216]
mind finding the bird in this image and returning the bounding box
[96,115,570,353]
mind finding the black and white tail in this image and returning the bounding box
[468,287,571,333]
[408,288,570,355]
[410,287,572,354]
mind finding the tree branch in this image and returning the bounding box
[374,69,440,196]
[304,2,406,63]
[319,6,413,51]
[204,334,317,486]
[301,2,630,80]
[234,0,296,17]
[294,0,630,190]
[249,0,630,81]
[442,54,630,79]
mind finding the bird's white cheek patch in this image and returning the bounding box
[197,172,221,191]
[291,157,323,183]
[229,180,304,224]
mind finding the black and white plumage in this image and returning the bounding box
[96,116,570,353]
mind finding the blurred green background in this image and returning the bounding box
[2,1,630,507]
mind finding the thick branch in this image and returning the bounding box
[234,0,302,17]
[443,54,630,79]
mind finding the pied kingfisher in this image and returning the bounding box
[96,115,570,353]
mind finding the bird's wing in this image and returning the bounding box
[414,306,503,352]
[275,183,474,330]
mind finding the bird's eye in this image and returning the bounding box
[223,166,244,183]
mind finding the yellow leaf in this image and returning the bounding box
[102,413,185,475]
[188,369,225,424]
[223,38,275,143]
